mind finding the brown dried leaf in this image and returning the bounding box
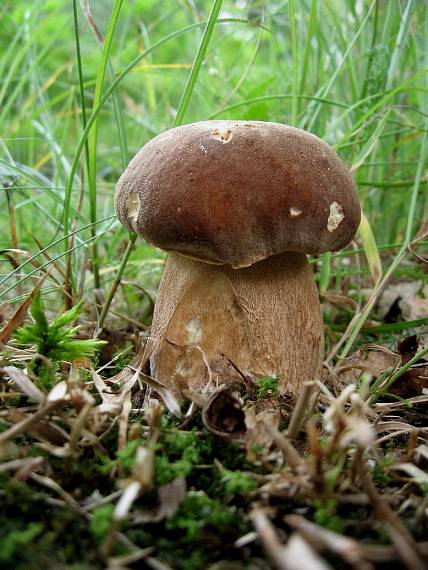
[323,292,359,311]
[389,366,428,398]
[389,337,428,397]
[92,367,139,415]
[202,384,246,440]
[357,350,397,377]
[252,508,332,570]
[244,406,280,454]
[397,335,419,364]
[100,341,181,417]
[285,514,373,570]
[134,478,186,524]
[5,407,68,445]
[281,533,335,570]
[138,371,181,418]
[0,288,37,345]
[1,366,45,403]
[392,463,428,484]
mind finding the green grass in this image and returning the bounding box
[1,0,427,318]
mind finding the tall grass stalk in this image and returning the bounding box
[98,0,227,329]
[1,1,426,369]
[61,17,259,292]
[332,124,428,362]
[173,0,224,127]
[87,0,124,290]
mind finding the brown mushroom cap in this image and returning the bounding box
[115,120,361,268]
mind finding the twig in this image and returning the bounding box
[261,417,304,471]
[287,381,315,440]
[0,401,58,447]
[285,514,373,570]
[357,459,426,570]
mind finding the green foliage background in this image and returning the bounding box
[1,0,427,322]
[0,3,427,568]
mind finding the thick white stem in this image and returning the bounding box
[149,252,323,395]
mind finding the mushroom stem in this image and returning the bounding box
[150,252,323,395]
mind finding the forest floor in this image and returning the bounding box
[0,251,427,570]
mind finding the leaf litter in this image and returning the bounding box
[0,285,427,569]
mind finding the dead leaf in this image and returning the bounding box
[252,508,333,570]
[133,478,186,524]
[1,366,45,403]
[0,287,37,344]
[92,367,139,415]
[138,370,182,418]
[388,336,428,397]
[323,292,359,311]
[377,281,428,323]
[202,384,246,440]
[244,406,280,454]
[5,407,68,446]
[358,350,397,377]
[285,514,373,570]
[389,367,428,398]
[397,335,418,364]
[47,380,69,403]
[392,463,428,484]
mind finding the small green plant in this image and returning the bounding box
[90,504,114,544]
[99,427,207,485]
[256,375,279,399]
[0,522,44,563]
[166,491,242,541]
[14,291,106,365]
[373,454,395,486]
[313,498,344,533]
[221,468,258,495]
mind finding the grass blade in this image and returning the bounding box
[358,211,382,286]
[173,0,224,127]
[87,0,124,290]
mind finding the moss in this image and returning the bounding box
[151,491,249,570]
[89,504,114,544]
[97,418,252,496]
[0,478,102,569]
[220,468,258,495]
[373,455,395,486]
[0,522,44,565]
[313,499,345,533]
[47,448,115,498]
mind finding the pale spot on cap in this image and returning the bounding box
[211,128,233,143]
[327,201,344,232]
[126,191,140,229]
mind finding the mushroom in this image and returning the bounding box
[115,121,361,396]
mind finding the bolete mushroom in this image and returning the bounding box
[115,121,361,396]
